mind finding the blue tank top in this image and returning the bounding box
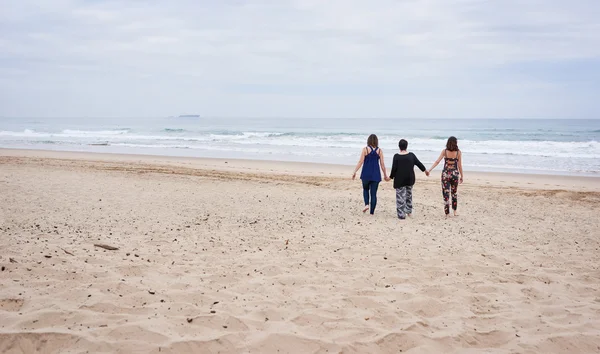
[360,146,382,182]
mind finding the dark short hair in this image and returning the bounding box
[367,134,378,148]
[446,136,459,151]
[398,139,408,150]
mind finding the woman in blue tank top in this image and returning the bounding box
[352,134,389,215]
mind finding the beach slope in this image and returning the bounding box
[1,150,599,353]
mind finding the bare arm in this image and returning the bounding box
[458,151,464,183]
[352,148,366,179]
[427,150,445,173]
[378,149,389,181]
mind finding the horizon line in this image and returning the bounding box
[1,116,599,120]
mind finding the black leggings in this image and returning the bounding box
[362,180,380,214]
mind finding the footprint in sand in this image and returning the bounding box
[0,298,25,312]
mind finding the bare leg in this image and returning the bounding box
[362,181,370,213]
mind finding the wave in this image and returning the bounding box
[111,143,189,149]
[0,129,130,137]
[0,129,49,137]
[0,129,541,142]
[88,142,600,172]
[1,129,598,159]
[208,132,286,140]
[0,129,135,140]
[62,129,130,136]
[405,138,600,159]
[109,143,280,155]
[99,138,600,159]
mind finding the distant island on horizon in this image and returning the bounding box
[177,114,201,118]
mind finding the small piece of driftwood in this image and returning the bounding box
[94,244,119,251]
[61,248,75,256]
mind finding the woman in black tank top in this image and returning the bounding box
[426,136,464,217]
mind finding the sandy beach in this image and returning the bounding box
[1,149,599,354]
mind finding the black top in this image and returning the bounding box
[444,149,460,171]
[389,152,426,188]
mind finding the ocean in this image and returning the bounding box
[1,117,599,176]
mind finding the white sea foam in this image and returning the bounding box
[1,120,599,176]
[1,129,598,159]
[61,129,130,136]
[0,129,49,137]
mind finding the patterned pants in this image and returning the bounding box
[395,186,413,219]
[441,169,459,214]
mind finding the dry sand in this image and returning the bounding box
[1,149,599,353]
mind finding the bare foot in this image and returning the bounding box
[453,211,459,217]
[362,206,369,213]
[407,213,412,218]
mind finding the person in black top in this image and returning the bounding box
[389,139,429,219]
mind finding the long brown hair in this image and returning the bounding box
[446,136,459,151]
[367,134,378,148]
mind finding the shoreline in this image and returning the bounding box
[2,146,600,353]
[2,148,599,192]
[1,144,599,178]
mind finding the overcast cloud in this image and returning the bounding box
[0,0,599,118]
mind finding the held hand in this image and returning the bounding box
[425,170,430,177]
[384,176,390,182]
[352,173,356,180]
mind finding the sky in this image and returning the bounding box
[0,0,599,119]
